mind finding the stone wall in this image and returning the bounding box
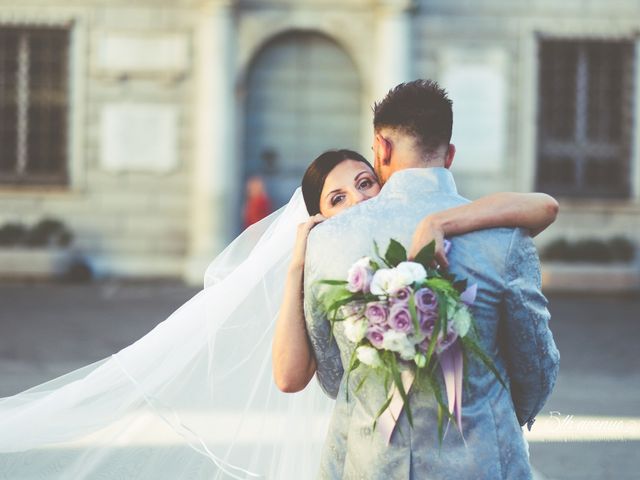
[0,1,198,278]
[1,0,638,281]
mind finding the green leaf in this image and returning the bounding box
[461,336,508,390]
[414,352,427,369]
[437,403,444,448]
[355,372,369,393]
[373,240,392,267]
[317,279,349,286]
[389,355,413,427]
[461,347,471,393]
[408,294,420,333]
[318,284,353,316]
[442,308,449,337]
[413,240,436,268]
[426,373,454,448]
[372,393,394,433]
[425,277,458,297]
[385,238,407,266]
[326,297,354,317]
[383,368,391,392]
[424,310,443,366]
[344,347,360,402]
[452,279,468,294]
[414,361,422,385]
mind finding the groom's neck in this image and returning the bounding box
[393,142,447,170]
[383,157,442,184]
[393,156,445,172]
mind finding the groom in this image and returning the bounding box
[303,79,560,479]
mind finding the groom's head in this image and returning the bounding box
[372,79,455,184]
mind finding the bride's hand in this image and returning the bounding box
[290,214,326,271]
[408,215,449,269]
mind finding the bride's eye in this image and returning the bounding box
[330,194,345,206]
[358,178,374,190]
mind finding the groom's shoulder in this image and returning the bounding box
[308,199,377,240]
[305,202,376,273]
[452,225,535,271]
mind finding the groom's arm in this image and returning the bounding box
[501,228,560,429]
[303,236,344,399]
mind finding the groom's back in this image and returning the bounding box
[304,168,559,479]
[307,168,514,381]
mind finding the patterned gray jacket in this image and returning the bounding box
[303,167,560,479]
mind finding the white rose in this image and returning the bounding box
[381,330,415,361]
[398,343,417,361]
[395,261,427,284]
[370,268,409,295]
[354,256,372,269]
[381,329,405,352]
[343,316,368,343]
[356,345,383,368]
[451,305,472,337]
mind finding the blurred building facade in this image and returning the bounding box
[0,0,638,285]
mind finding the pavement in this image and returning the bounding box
[0,280,638,479]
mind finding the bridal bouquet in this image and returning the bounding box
[317,239,505,445]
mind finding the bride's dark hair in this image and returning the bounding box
[301,149,375,215]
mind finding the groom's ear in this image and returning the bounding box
[375,134,392,166]
[444,143,456,169]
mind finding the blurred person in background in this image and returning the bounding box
[243,175,272,228]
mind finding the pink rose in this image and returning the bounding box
[419,310,437,337]
[364,302,388,326]
[346,258,373,293]
[392,286,412,305]
[388,304,413,334]
[366,324,386,348]
[415,287,438,314]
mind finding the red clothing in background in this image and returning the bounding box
[243,193,272,228]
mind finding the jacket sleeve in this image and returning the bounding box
[303,239,344,399]
[501,228,560,429]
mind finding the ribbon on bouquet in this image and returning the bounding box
[376,368,415,445]
[375,346,464,446]
[437,282,477,441]
[438,340,465,440]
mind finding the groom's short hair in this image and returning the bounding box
[373,79,453,156]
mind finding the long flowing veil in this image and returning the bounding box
[0,187,335,479]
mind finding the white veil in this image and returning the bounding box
[0,188,335,479]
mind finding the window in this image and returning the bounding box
[0,26,70,186]
[536,39,635,198]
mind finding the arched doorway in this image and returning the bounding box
[243,31,362,213]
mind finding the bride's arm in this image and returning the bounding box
[408,192,559,267]
[272,214,325,393]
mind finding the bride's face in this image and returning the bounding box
[319,160,381,218]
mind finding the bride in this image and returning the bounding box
[0,149,557,479]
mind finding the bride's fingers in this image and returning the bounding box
[311,213,326,225]
[305,214,326,232]
[297,214,326,238]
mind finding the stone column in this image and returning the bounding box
[372,0,414,101]
[184,0,237,286]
